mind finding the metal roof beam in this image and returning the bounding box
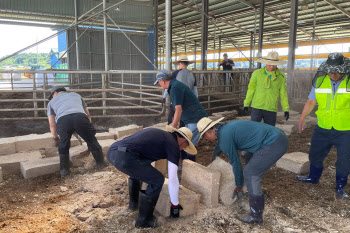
[323,0,350,19]
[171,0,251,34]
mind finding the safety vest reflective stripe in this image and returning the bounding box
[315,89,332,93]
[336,88,350,94]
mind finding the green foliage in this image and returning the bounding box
[0,53,50,68]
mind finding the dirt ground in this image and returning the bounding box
[1,124,350,233]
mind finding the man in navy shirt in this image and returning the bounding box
[107,126,197,228]
[155,70,207,162]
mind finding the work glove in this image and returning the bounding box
[243,107,249,116]
[53,137,60,147]
[170,204,183,218]
[284,111,289,121]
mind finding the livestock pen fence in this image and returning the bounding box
[0,69,315,120]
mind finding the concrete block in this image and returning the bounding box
[95,132,116,140]
[70,145,89,167]
[155,179,200,217]
[98,139,116,155]
[0,137,16,156]
[154,159,167,176]
[277,110,300,121]
[276,124,296,136]
[211,110,238,121]
[20,157,60,179]
[207,157,236,206]
[15,133,80,152]
[0,151,42,174]
[147,122,167,131]
[276,152,310,175]
[235,116,251,121]
[181,160,221,207]
[0,167,3,182]
[109,125,143,139]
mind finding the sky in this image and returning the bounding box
[0,24,58,58]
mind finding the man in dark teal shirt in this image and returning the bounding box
[155,70,208,161]
[197,117,289,224]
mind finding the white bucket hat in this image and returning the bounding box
[172,55,194,65]
[165,125,197,154]
[257,51,286,66]
[197,117,225,140]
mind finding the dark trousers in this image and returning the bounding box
[251,108,277,126]
[107,149,164,198]
[223,72,232,92]
[309,126,350,177]
[244,131,289,196]
[56,113,101,155]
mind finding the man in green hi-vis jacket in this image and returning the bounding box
[243,51,290,126]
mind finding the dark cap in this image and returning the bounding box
[223,53,228,57]
[48,86,66,100]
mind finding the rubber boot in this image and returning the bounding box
[336,176,349,199]
[128,178,141,211]
[91,148,108,170]
[296,165,323,184]
[236,195,264,224]
[59,154,70,177]
[135,191,159,228]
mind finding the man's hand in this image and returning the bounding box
[53,137,60,147]
[243,107,249,116]
[170,204,183,218]
[298,118,305,134]
[284,111,289,121]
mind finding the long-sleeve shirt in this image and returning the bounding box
[213,121,281,187]
[244,67,289,112]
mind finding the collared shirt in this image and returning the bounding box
[213,121,281,187]
[308,76,346,100]
[47,92,87,122]
[220,59,234,70]
[168,79,208,125]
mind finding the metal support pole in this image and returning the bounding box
[257,0,264,69]
[194,42,197,70]
[103,0,108,116]
[103,0,109,71]
[249,32,254,69]
[175,44,178,69]
[253,8,257,68]
[154,0,159,69]
[185,25,187,54]
[310,0,317,71]
[33,76,38,117]
[74,0,80,70]
[218,36,221,70]
[287,0,299,94]
[201,0,208,71]
[165,0,172,71]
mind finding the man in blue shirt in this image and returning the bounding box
[197,117,289,224]
[47,86,107,177]
[155,70,208,161]
[107,126,197,228]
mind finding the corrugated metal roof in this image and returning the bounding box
[157,0,350,54]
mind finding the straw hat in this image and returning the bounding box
[172,55,194,65]
[165,125,197,154]
[318,53,350,74]
[197,117,225,140]
[257,51,286,66]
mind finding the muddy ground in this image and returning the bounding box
[1,123,350,233]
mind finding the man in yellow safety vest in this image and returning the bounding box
[296,53,350,199]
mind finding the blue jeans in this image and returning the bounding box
[309,126,350,177]
[180,123,200,161]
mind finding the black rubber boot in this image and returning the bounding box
[128,178,141,211]
[336,176,349,199]
[236,195,264,224]
[91,148,108,170]
[296,165,323,184]
[59,154,70,177]
[135,191,159,228]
